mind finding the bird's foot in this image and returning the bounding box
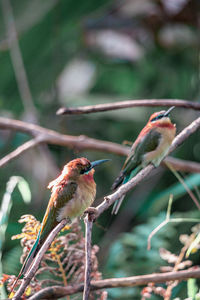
[61,217,72,231]
[84,207,98,222]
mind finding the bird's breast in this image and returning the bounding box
[144,125,176,167]
[57,177,96,221]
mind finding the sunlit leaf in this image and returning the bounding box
[187,278,198,298]
[16,177,31,204]
[144,173,200,214]
[186,232,200,258]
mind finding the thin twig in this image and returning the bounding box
[28,268,200,299]
[56,99,200,115]
[12,219,68,300]
[147,196,200,250]
[148,195,173,250]
[83,215,93,300]
[166,162,200,210]
[0,116,200,173]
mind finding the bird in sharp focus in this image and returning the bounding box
[12,157,109,288]
[111,106,176,214]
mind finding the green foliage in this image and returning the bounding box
[0,176,31,298]
[187,279,198,299]
[2,246,22,275]
[140,173,200,216]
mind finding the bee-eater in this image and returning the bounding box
[112,106,176,214]
[13,157,109,283]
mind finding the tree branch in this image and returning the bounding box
[28,267,200,299]
[12,219,68,300]
[0,116,200,173]
[56,99,200,115]
[83,215,93,300]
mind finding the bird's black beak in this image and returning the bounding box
[90,159,111,170]
[164,106,175,117]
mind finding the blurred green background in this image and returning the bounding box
[0,0,200,299]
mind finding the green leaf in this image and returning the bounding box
[187,278,198,299]
[145,173,200,214]
[17,176,31,204]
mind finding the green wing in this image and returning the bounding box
[123,129,161,175]
[21,181,77,275]
[111,129,161,191]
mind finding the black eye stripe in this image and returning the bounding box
[151,114,164,122]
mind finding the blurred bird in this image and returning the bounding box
[12,157,109,287]
[112,107,176,214]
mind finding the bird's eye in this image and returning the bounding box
[80,164,91,174]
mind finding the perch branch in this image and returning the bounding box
[56,99,200,115]
[28,267,200,299]
[83,214,93,300]
[12,219,68,300]
[0,116,200,173]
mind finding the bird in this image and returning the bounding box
[111,106,176,214]
[12,157,109,288]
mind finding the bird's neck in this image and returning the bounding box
[81,172,95,183]
[150,118,175,129]
[155,121,175,129]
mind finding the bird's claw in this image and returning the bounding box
[84,207,98,222]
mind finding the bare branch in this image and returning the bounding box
[12,219,68,300]
[0,116,126,156]
[83,215,93,300]
[164,157,200,173]
[28,268,200,299]
[0,137,43,168]
[56,99,200,115]
[166,162,200,210]
[0,116,200,173]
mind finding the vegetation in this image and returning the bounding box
[0,0,200,299]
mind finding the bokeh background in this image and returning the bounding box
[0,0,200,298]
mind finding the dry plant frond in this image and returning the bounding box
[2,214,103,299]
[142,226,198,300]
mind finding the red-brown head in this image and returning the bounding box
[48,157,110,189]
[62,157,110,180]
[148,106,175,128]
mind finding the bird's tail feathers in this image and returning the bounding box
[111,171,125,190]
[111,194,125,215]
[111,165,142,215]
[10,229,41,294]
[22,238,41,275]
